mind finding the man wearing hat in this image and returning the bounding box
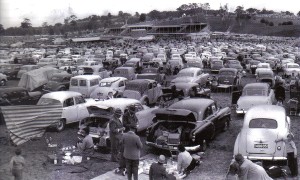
[149,155,176,180]
[123,105,138,132]
[109,108,125,162]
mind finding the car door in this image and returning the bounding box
[74,96,89,122]
[62,97,77,123]
[147,82,155,104]
[134,103,157,131]
[117,80,126,92]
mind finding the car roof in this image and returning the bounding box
[244,83,269,89]
[219,68,238,72]
[94,98,140,111]
[170,98,214,114]
[179,67,201,73]
[71,75,100,80]
[100,77,127,82]
[40,91,82,102]
[244,105,286,127]
[128,79,155,84]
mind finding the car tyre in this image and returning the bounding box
[56,119,66,132]
[0,80,6,86]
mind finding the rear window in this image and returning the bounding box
[90,79,99,86]
[249,118,277,129]
[71,79,78,86]
[37,98,61,105]
[79,80,87,86]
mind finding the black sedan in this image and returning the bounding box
[42,73,72,92]
[146,98,231,152]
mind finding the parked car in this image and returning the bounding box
[166,59,184,75]
[42,73,72,92]
[256,69,275,88]
[0,87,42,106]
[17,65,39,79]
[78,65,111,79]
[123,79,162,105]
[122,58,142,73]
[0,72,7,86]
[146,98,231,151]
[0,64,22,79]
[89,98,157,133]
[236,83,276,114]
[225,60,243,72]
[213,68,241,90]
[255,63,272,76]
[136,67,166,85]
[90,77,128,99]
[36,57,57,67]
[246,60,260,74]
[171,67,209,87]
[112,66,136,80]
[69,75,101,98]
[282,62,300,77]
[37,91,95,131]
[234,105,296,171]
[210,59,224,73]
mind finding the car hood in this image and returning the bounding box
[171,77,195,83]
[123,90,142,100]
[90,87,116,99]
[153,108,197,122]
[44,81,61,90]
[237,96,269,109]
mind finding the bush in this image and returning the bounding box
[269,22,274,26]
[260,18,266,23]
[287,21,293,25]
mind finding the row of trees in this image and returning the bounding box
[1,3,300,36]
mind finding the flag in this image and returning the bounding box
[1,103,63,145]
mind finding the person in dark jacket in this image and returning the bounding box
[123,105,138,132]
[109,108,125,162]
[274,82,285,104]
[149,155,176,180]
[123,126,143,180]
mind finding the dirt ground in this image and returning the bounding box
[0,73,299,180]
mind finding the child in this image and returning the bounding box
[10,148,25,180]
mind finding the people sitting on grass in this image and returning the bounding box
[177,144,200,177]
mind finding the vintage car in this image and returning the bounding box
[42,73,72,92]
[90,77,128,99]
[166,59,184,75]
[224,60,243,72]
[90,98,157,133]
[234,105,296,171]
[236,83,276,114]
[0,72,7,86]
[282,62,300,77]
[255,63,272,76]
[246,60,260,74]
[146,98,231,151]
[37,91,96,131]
[77,65,111,79]
[123,79,162,106]
[185,59,203,69]
[112,66,136,80]
[17,65,39,79]
[122,58,143,74]
[120,53,128,64]
[0,87,42,106]
[156,53,167,64]
[213,68,241,90]
[136,68,165,85]
[0,64,22,79]
[102,57,119,70]
[210,59,224,73]
[256,69,275,88]
[171,67,209,87]
[36,57,57,67]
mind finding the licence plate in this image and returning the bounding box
[254,144,268,148]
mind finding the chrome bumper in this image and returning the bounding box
[245,156,287,161]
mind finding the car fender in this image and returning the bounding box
[216,107,231,119]
[233,133,241,155]
[140,95,149,103]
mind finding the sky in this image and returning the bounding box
[0,0,299,28]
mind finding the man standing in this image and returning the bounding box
[123,126,143,180]
[123,105,138,132]
[109,108,125,162]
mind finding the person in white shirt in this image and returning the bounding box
[177,144,199,176]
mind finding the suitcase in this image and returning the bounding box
[168,133,180,145]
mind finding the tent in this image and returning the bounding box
[137,35,155,41]
[18,67,61,91]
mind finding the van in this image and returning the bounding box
[112,67,135,80]
[69,75,101,97]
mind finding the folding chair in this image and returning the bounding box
[287,98,299,116]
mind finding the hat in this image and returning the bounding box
[114,108,123,116]
[158,155,166,164]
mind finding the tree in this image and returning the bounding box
[139,13,146,22]
[42,22,48,27]
[246,8,259,14]
[0,24,4,34]
[21,18,32,28]
[118,11,124,17]
[135,12,140,17]
[148,10,161,20]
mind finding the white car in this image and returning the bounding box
[236,83,276,114]
[90,77,128,99]
[234,105,295,171]
[255,63,272,76]
[171,67,209,87]
[282,62,300,77]
[37,91,96,131]
[92,98,158,132]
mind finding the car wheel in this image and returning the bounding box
[56,119,66,132]
[0,80,6,86]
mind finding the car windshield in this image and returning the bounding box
[50,76,64,82]
[243,88,267,96]
[249,118,277,129]
[37,98,61,105]
[99,82,112,87]
[212,61,222,65]
[219,71,235,76]
[177,72,194,77]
